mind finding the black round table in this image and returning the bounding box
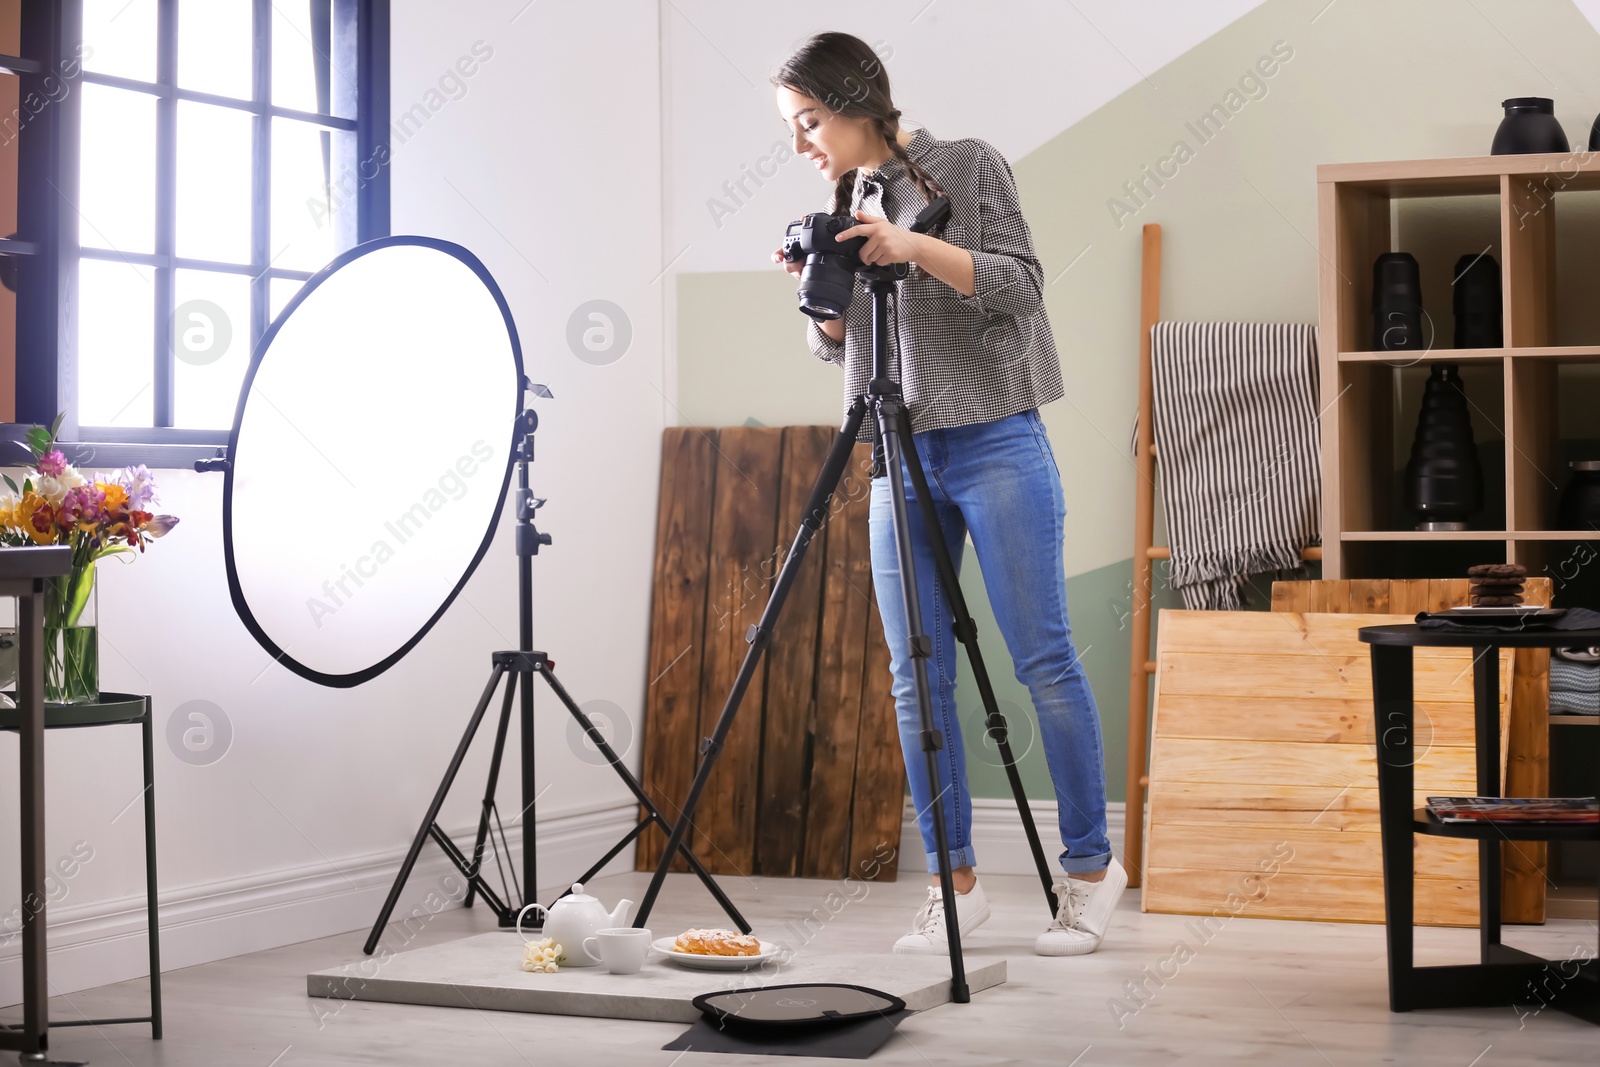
[1358,622,1600,1024]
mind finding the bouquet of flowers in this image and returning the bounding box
[0,416,179,702]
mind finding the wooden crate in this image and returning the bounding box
[1143,610,1512,927]
[1272,578,1550,922]
[636,427,904,882]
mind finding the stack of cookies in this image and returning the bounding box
[1467,563,1526,606]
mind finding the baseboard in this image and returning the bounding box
[898,797,1127,876]
[0,800,641,1006]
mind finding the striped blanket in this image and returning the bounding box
[1150,322,1323,610]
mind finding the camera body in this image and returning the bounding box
[781,212,863,267]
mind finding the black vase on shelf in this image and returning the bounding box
[1559,460,1600,530]
[1491,97,1569,155]
[1452,253,1502,348]
[1403,363,1484,531]
[1372,252,1425,351]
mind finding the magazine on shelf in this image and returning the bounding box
[1425,797,1599,824]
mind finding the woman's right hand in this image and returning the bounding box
[772,247,804,278]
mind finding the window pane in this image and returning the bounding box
[79,84,156,254]
[270,277,308,322]
[83,0,157,82]
[173,270,251,430]
[272,2,350,116]
[178,0,253,100]
[271,117,352,272]
[78,258,155,427]
[176,101,252,264]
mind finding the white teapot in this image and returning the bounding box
[517,883,634,968]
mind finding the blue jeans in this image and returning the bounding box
[868,407,1111,876]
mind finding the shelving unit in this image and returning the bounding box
[1320,155,1600,929]
[1316,153,1600,589]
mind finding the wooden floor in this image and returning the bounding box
[7,869,1597,1065]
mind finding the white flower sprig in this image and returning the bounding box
[521,937,566,973]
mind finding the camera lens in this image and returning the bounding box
[796,254,856,321]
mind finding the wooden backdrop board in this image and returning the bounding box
[637,428,905,881]
[756,427,834,877]
[693,428,782,874]
[1271,578,1550,923]
[636,428,717,873]
[1143,609,1512,927]
[803,441,874,878]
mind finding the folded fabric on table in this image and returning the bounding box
[1550,656,1600,716]
[1149,322,1322,610]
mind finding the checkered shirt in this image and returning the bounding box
[803,126,1064,440]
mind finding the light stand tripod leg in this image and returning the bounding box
[892,406,1060,918]
[518,561,537,910]
[463,676,518,910]
[875,398,969,1004]
[364,664,509,955]
[535,666,751,932]
[633,399,870,930]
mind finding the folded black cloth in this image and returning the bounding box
[1414,606,1600,634]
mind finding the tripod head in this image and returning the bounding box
[859,195,953,284]
[517,379,554,558]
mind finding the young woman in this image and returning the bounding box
[770,32,1124,957]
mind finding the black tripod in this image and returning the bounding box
[632,213,1059,1003]
[363,384,749,956]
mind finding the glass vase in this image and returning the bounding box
[44,559,98,704]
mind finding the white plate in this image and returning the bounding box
[651,936,784,971]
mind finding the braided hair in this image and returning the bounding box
[772,33,943,217]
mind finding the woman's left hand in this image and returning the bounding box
[836,210,922,267]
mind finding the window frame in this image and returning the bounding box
[2,0,390,469]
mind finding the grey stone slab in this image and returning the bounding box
[306,931,1007,1023]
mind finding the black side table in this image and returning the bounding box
[1360,622,1600,1024]
[0,694,162,1041]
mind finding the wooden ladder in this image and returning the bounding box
[1123,223,1322,889]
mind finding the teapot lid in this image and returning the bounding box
[562,882,597,903]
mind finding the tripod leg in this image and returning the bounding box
[894,405,1060,918]
[634,399,869,929]
[876,399,969,1003]
[464,674,518,910]
[536,667,752,932]
[363,664,507,955]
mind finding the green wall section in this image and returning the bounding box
[677,270,845,429]
[675,0,1600,799]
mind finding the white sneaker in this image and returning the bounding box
[1034,858,1127,956]
[892,879,992,955]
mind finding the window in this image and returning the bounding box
[2,0,389,466]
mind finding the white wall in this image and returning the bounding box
[0,0,664,1001]
[660,0,1266,398]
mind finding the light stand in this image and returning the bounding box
[363,384,749,955]
[632,204,1059,1002]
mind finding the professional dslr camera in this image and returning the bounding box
[781,196,950,321]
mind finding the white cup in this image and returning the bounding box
[583,926,653,974]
